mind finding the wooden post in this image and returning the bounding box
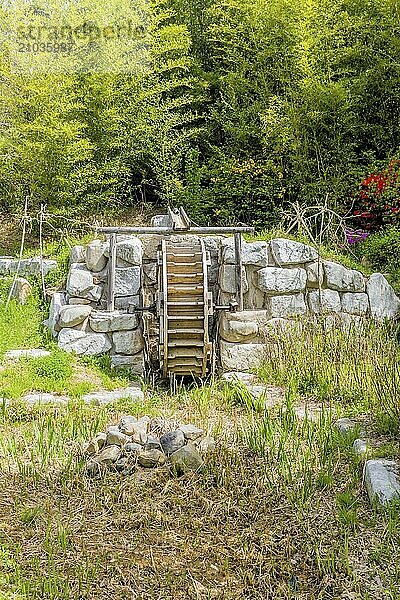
[234,233,243,312]
[108,233,116,311]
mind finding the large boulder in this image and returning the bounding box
[113,328,144,355]
[219,265,248,294]
[110,353,145,373]
[219,310,270,343]
[257,267,306,294]
[220,340,265,371]
[44,291,67,337]
[10,258,57,277]
[323,261,365,292]
[114,267,141,296]
[58,328,111,355]
[307,289,341,314]
[82,385,144,405]
[269,293,307,318]
[367,273,400,321]
[305,261,324,287]
[89,310,139,332]
[341,293,369,316]
[66,267,102,301]
[9,277,32,304]
[85,240,108,272]
[58,304,92,328]
[114,295,141,311]
[105,237,143,266]
[70,245,86,264]
[270,239,318,266]
[364,459,400,507]
[222,239,269,267]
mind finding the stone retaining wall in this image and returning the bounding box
[45,234,400,375]
[218,237,400,370]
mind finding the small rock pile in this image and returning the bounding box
[84,415,215,478]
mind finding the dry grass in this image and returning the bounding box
[0,382,399,600]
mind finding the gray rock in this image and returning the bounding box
[222,239,269,267]
[113,328,144,355]
[85,240,108,272]
[145,435,162,450]
[59,304,92,328]
[334,418,357,435]
[341,292,369,316]
[143,262,157,285]
[0,257,12,274]
[198,436,216,454]
[89,310,139,333]
[364,459,400,507]
[119,417,148,444]
[82,386,144,405]
[66,267,102,301]
[308,289,341,314]
[9,257,57,277]
[269,293,307,318]
[151,214,172,227]
[111,237,143,266]
[220,340,265,372]
[138,449,166,468]
[70,245,86,264]
[68,297,92,305]
[106,428,131,447]
[92,444,121,466]
[110,353,145,374]
[323,261,365,292]
[5,348,51,360]
[257,267,307,294]
[58,329,111,355]
[44,292,67,337]
[306,261,324,287]
[9,277,32,304]
[125,442,142,453]
[367,273,400,321]
[353,439,367,455]
[270,238,318,266]
[115,457,130,472]
[219,310,270,343]
[219,265,248,295]
[179,424,204,441]
[114,266,141,296]
[160,429,185,455]
[138,234,162,261]
[221,372,258,384]
[114,295,141,311]
[85,432,107,456]
[22,393,69,406]
[170,444,204,475]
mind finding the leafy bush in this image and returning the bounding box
[353,160,400,231]
[352,226,400,294]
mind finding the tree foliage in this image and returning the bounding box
[0,0,399,227]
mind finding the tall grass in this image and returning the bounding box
[258,321,400,435]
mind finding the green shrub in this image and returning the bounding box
[353,227,400,293]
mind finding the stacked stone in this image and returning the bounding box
[48,237,145,373]
[0,256,57,276]
[219,238,400,371]
[84,415,215,477]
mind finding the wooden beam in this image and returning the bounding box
[96,226,255,235]
[234,233,244,312]
[107,233,116,311]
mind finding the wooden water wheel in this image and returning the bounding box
[158,238,213,377]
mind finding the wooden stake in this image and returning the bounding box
[108,233,116,311]
[234,233,243,312]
